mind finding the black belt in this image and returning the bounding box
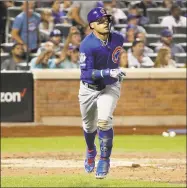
[82,81,106,91]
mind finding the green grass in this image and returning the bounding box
[1,135,186,187]
[1,175,186,187]
[1,135,186,153]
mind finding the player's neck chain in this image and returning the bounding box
[100,38,108,47]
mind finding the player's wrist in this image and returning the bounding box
[102,69,110,77]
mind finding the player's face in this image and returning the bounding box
[92,16,110,35]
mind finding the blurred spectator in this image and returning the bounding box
[61,26,82,48]
[155,29,185,58]
[54,26,80,68]
[4,1,14,7]
[83,26,92,37]
[49,29,63,53]
[37,29,63,55]
[70,1,99,29]
[160,4,187,32]
[11,1,41,53]
[128,39,154,68]
[161,0,174,9]
[123,24,138,43]
[70,29,82,48]
[30,41,63,69]
[39,9,54,33]
[119,50,128,68]
[128,32,154,55]
[154,48,176,68]
[61,0,72,12]
[128,4,149,25]
[51,0,66,24]
[103,0,127,24]
[58,45,80,69]
[126,14,147,33]
[1,43,26,70]
[137,0,157,17]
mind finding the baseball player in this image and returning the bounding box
[78,7,125,179]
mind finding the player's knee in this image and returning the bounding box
[83,122,97,133]
[97,119,111,131]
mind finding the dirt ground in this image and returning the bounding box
[1,151,186,184]
[1,125,186,185]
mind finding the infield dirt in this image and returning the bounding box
[1,151,186,184]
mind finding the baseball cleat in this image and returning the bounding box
[95,158,110,179]
[84,145,97,173]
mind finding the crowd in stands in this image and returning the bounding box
[0,0,186,70]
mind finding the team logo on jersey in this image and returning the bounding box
[79,53,86,63]
[112,46,122,64]
[79,53,86,69]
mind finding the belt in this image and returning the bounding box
[82,81,106,91]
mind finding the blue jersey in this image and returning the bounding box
[79,31,124,85]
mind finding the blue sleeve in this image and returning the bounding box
[48,59,57,68]
[79,41,111,80]
[36,13,41,26]
[79,42,95,79]
[30,57,42,69]
[12,15,23,30]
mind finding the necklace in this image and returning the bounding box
[100,38,108,46]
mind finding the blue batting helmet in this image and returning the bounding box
[87,7,111,23]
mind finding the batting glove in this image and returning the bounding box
[109,68,126,79]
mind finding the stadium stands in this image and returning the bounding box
[0,0,186,69]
